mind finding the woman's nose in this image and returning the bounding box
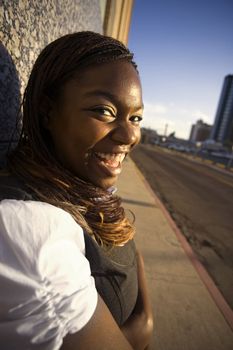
[111,121,140,146]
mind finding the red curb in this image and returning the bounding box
[130,158,233,332]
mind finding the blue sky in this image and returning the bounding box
[128,0,233,139]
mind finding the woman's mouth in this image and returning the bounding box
[93,151,126,176]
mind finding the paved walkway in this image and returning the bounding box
[118,157,233,350]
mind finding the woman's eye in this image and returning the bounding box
[92,107,115,118]
[130,115,143,124]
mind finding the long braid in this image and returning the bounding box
[8,31,137,246]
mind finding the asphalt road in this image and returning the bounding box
[131,144,233,310]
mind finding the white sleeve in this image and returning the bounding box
[0,200,98,350]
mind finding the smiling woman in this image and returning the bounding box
[0,32,153,350]
[45,60,143,190]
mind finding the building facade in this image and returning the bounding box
[210,75,233,145]
[189,119,212,142]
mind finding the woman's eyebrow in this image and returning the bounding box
[85,90,117,100]
[84,90,144,110]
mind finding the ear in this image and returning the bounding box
[40,95,55,130]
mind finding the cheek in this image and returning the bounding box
[70,120,111,152]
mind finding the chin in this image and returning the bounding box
[92,176,118,191]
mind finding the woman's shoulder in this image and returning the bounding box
[0,198,85,265]
[0,170,86,271]
[0,199,85,258]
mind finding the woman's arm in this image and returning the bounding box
[121,250,154,350]
[61,295,133,350]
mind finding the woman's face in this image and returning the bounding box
[45,60,143,189]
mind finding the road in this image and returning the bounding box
[131,144,233,310]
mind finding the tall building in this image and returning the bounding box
[189,119,212,142]
[210,75,233,145]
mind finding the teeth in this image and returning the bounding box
[95,152,125,163]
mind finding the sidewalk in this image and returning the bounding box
[118,157,233,350]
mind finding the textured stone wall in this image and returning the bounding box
[0,0,102,93]
[0,0,103,166]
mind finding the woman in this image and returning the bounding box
[0,31,153,349]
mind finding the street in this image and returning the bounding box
[131,144,233,310]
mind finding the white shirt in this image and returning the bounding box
[0,200,98,349]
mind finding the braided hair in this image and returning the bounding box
[9,31,138,246]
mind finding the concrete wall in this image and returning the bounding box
[0,0,102,93]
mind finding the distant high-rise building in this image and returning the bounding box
[189,119,212,142]
[210,75,233,144]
